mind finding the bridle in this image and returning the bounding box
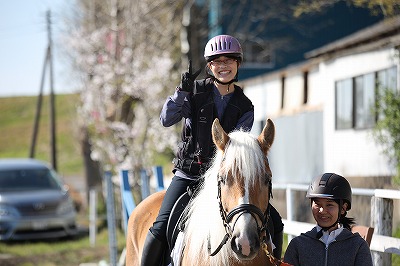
[207,166,272,256]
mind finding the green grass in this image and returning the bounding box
[393,227,400,265]
[0,94,83,176]
[0,228,126,266]
[0,94,98,265]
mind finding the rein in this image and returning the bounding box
[207,173,271,256]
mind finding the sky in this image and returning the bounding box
[0,0,77,97]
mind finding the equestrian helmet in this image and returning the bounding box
[306,173,352,210]
[204,35,243,62]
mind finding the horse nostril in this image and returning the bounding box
[231,235,257,259]
[230,236,240,254]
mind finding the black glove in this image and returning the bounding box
[179,60,201,92]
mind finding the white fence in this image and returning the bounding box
[112,168,400,265]
[273,183,400,265]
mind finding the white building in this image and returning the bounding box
[241,16,400,185]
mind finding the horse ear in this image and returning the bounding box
[212,118,229,151]
[258,119,275,154]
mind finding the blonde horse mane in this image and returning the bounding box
[182,128,268,265]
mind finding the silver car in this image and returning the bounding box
[0,158,78,241]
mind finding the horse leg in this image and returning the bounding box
[126,191,165,266]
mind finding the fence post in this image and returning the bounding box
[286,186,294,241]
[153,166,164,191]
[89,188,97,247]
[104,171,118,266]
[141,169,150,199]
[371,196,393,265]
[119,170,128,234]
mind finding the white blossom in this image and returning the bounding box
[63,0,182,175]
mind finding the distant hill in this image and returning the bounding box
[0,94,84,179]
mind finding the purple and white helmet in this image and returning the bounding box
[204,35,243,62]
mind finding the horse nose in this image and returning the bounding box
[230,234,260,260]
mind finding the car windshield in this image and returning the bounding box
[0,169,62,192]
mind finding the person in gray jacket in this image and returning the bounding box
[283,173,373,266]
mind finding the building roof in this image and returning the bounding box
[305,16,400,59]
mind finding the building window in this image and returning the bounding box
[377,66,398,120]
[335,79,353,129]
[335,66,398,131]
[303,71,308,104]
[354,73,375,129]
[281,75,285,109]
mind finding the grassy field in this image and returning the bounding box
[0,94,84,176]
[0,94,117,265]
[0,228,126,266]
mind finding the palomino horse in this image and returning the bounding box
[126,118,282,266]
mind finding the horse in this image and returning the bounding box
[126,118,282,266]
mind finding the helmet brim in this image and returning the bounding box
[205,53,243,62]
[306,193,335,199]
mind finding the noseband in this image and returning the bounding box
[207,172,271,256]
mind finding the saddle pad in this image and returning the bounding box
[170,231,184,266]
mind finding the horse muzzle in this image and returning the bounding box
[229,211,263,260]
[230,232,260,260]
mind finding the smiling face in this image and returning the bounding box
[311,198,344,231]
[208,56,239,83]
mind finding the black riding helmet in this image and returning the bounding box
[307,173,354,234]
[306,173,352,210]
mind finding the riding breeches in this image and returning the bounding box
[150,175,193,243]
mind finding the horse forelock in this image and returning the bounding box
[222,130,267,186]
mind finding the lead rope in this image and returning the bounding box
[261,242,294,266]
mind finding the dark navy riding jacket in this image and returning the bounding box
[160,78,254,179]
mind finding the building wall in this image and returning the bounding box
[307,67,324,107]
[320,48,396,177]
[242,47,397,184]
[269,111,324,184]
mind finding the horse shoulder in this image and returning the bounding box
[126,190,166,266]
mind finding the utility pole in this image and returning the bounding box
[30,10,57,170]
[47,10,57,171]
[29,49,49,159]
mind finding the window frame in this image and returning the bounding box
[335,66,398,131]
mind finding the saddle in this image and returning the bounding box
[166,191,191,251]
[157,180,199,266]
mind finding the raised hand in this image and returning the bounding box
[179,60,202,92]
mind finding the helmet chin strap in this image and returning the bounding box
[214,77,237,85]
[320,221,339,232]
[214,77,237,92]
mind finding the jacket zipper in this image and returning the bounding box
[325,239,337,266]
[325,245,328,266]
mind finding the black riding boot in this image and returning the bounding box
[141,230,165,266]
